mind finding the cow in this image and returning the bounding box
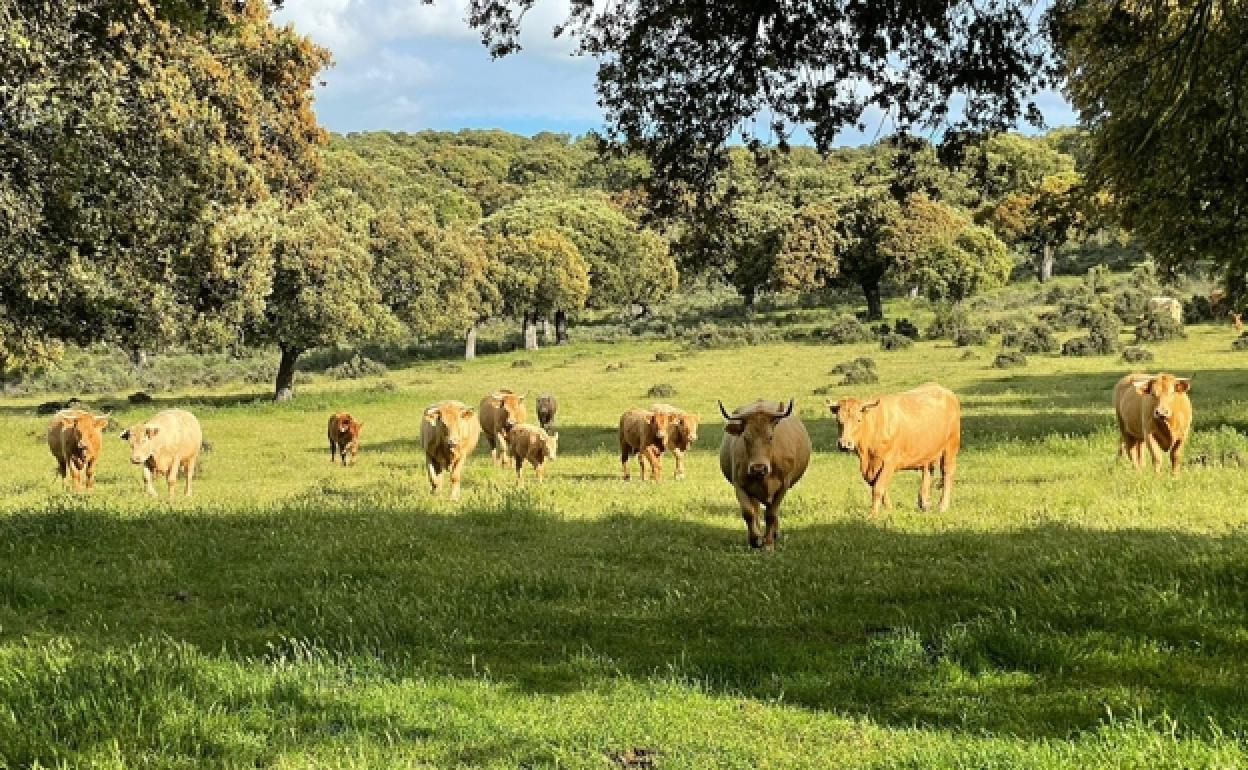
[718,399,811,550]
[421,400,481,501]
[507,424,558,483]
[47,409,109,492]
[651,403,699,480]
[478,390,527,466]
[1234,313,1244,335]
[1148,296,1183,323]
[327,412,363,466]
[618,407,677,481]
[1210,288,1227,313]
[827,383,961,517]
[119,409,203,498]
[537,393,559,431]
[1113,372,1192,475]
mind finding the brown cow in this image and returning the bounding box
[421,400,480,501]
[327,412,363,466]
[1113,372,1192,475]
[619,407,676,481]
[718,399,810,550]
[537,393,558,431]
[827,383,961,517]
[47,409,109,492]
[1233,313,1243,335]
[478,390,527,466]
[651,403,699,480]
[508,424,558,483]
[119,408,203,498]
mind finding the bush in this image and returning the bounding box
[128,392,153,404]
[1185,293,1216,323]
[1001,323,1057,353]
[1112,287,1148,324]
[953,327,988,347]
[926,304,973,340]
[984,316,1020,335]
[1134,309,1185,343]
[1233,333,1248,351]
[879,333,914,351]
[1062,310,1121,356]
[1122,346,1155,363]
[324,354,387,380]
[813,314,873,345]
[654,351,679,362]
[688,322,781,349]
[840,367,880,386]
[646,383,676,398]
[993,351,1028,368]
[959,350,979,360]
[830,357,876,375]
[512,359,534,368]
[872,322,892,338]
[893,318,920,339]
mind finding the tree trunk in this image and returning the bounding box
[542,318,554,345]
[1038,243,1055,283]
[554,310,569,345]
[908,285,919,299]
[523,313,539,351]
[742,288,756,313]
[862,281,884,321]
[464,324,477,361]
[275,347,300,401]
[129,349,149,368]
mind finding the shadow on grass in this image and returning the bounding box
[3,499,1248,747]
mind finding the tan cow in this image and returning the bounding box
[1148,296,1183,323]
[619,407,677,481]
[827,383,961,517]
[1113,372,1192,475]
[1233,313,1243,335]
[327,412,363,466]
[651,403,699,480]
[421,400,481,501]
[537,393,559,431]
[508,424,558,483]
[119,409,203,498]
[718,399,811,550]
[478,390,527,466]
[47,409,109,492]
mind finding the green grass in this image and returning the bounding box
[3,308,1248,768]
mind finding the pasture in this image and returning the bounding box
[3,304,1248,768]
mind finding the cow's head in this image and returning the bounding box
[120,422,160,464]
[672,412,699,448]
[1132,374,1191,424]
[67,414,109,460]
[491,391,525,433]
[826,397,881,452]
[648,410,675,450]
[426,404,475,455]
[720,399,794,478]
[543,431,559,462]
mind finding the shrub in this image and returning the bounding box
[993,351,1028,368]
[814,314,873,345]
[984,316,1019,335]
[1233,333,1248,351]
[688,322,781,349]
[953,327,988,347]
[959,350,979,361]
[831,357,876,375]
[926,304,973,340]
[128,392,153,404]
[1185,293,1216,323]
[605,362,629,372]
[654,351,679,362]
[893,318,920,339]
[1002,324,1057,353]
[512,359,534,368]
[879,333,914,351]
[812,384,835,396]
[324,354,387,380]
[1134,309,1185,343]
[872,322,892,338]
[1112,287,1148,324]
[646,383,676,398]
[1121,346,1155,363]
[840,367,879,386]
[1061,310,1121,356]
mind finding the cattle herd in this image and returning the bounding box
[44,371,1193,548]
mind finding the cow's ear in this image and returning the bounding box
[119,429,130,441]
[1132,378,1153,395]
[423,408,440,425]
[724,420,744,436]
[825,399,839,414]
[145,425,160,437]
[518,395,526,402]
[861,399,881,412]
[92,416,110,430]
[1175,378,1192,393]
[354,421,363,430]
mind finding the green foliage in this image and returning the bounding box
[489,230,591,320]
[772,202,842,292]
[816,315,874,345]
[1121,346,1155,364]
[927,304,974,341]
[646,383,677,398]
[1062,312,1121,356]
[1002,324,1058,354]
[993,350,1028,368]
[325,355,388,380]
[1134,311,1186,344]
[879,333,915,351]
[953,327,988,347]
[1233,334,1248,352]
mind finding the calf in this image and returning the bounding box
[47,409,109,492]
[618,408,676,481]
[1114,372,1192,475]
[536,393,559,431]
[478,390,527,466]
[420,401,480,501]
[508,424,558,483]
[120,409,203,498]
[327,412,363,466]
[828,383,961,517]
[718,399,810,549]
[651,403,699,480]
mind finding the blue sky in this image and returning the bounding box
[275,0,1076,144]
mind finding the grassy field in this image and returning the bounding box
[3,301,1248,768]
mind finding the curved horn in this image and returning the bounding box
[780,399,794,419]
[718,400,733,421]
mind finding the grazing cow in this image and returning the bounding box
[537,393,559,431]
[618,407,677,481]
[1147,296,1183,323]
[1233,313,1244,334]
[327,412,363,466]
[47,409,109,492]
[827,383,962,517]
[651,403,700,480]
[478,390,527,466]
[1210,288,1226,313]
[508,424,558,483]
[718,399,811,550]
[120,409,203,498]
[1113,372,1192,475]
[421,400,481,501]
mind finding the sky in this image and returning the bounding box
[274,0,1077,145]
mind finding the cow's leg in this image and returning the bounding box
[142,464,158,497]
[427,458,442,494]
[870,464,896,516]
[85,458,97,491]
[330,441,337,464]
[918,464,933,511]
[1170,439,1184,477]
[55,458,67,483]
[514,454,524,484]
[1128,439,1144,470]
[637,450,648,481]
[620,445,632,480]
[938,454,957,512]
[167,458,181,499]
[183,457,196,498]
[645,447,663,482]
[535,460,546,482]
[763,488,788,551]
[1146,435,1164,473]
[449,458,465,501]
[672,449,686,480]
[736,487,764,548]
